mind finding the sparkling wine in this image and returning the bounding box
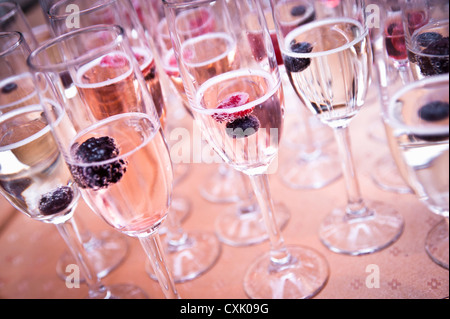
[386,89,449,217]
[162,48,188,104]
[132,47,166,124]
[0,73,39,114]
[75,51,138,120]
[282,18,370,128]
[0,105,78,223]
[384,13,407,61]
[246,8,283,64]
[157,17,172,51]
[175,7,215,38]
[67,113,172,237]
[181,32,238,86]
[194,69,283,175]
[407,20,449,80]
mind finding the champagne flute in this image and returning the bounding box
[0,2,38,50]
[384,74,449,269]
[140,0,290,247]
[258,0,341,190]
[272,0,404,255]
[28,24,180,298]
[49,0,193,238]
[368,0,414,194]
[47,0,166,126]
[1,30,147,300]
[164,0,329,299]
[146,0,244,204]
[402,0,449,81]
[0,27,129,281]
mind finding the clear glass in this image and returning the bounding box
[278,64,341,189]
[144,0,291,247]
[27,25,179,298]
[47,0,166,126]
[0,35,145,298]
[0,1,38,50]
[368,0,414,194]
[402,0,449,80]
[384,74,449,269]
[138,0,244,204]
[258,0,341,190]
[0,30,128,281]
[272,0,404,255]
[164,0,329,298]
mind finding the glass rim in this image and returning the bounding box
[48,0,118,20]
[0,1,18,24]
[388,74,450,135]
[65,112,157,167]
[27,24,125,73]
[0,31,24,57]
[162,0,215,9]
[282,17,368,58]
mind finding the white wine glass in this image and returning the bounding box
[271,0,404,255]
[164,0,329,299]
[28,24,180,298]
[384,74,449,269]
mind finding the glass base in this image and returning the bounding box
[280,148,341,190]
[159,196,191,235]
[319,201,404,255]
[199,164,242,203]
[371,155,412,194]
[215,202,290,246]
[425,219,449,270]
[243,245,329,299]
[56,230,128,281]
[146,231,221,283]
[89,284,148,299]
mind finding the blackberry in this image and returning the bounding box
[70,136,127,190]
[283,42,313,73]
[417,37,449,76]
[226,115,260,139]
[418,101,449,122]
[417,32,443,47]
[291,5,306,17]
[1,82,18,94]
[39,186,74,215]
[60,71,73,89]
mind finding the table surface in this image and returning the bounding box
[0,4,448,300]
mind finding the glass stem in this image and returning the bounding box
[139,233,180,299]
[333,126,367,216]
[237,172,258,215]
[248,174,290,266]
[55,216,108,299]
[300,114,321,159]
[165,207,189,249]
